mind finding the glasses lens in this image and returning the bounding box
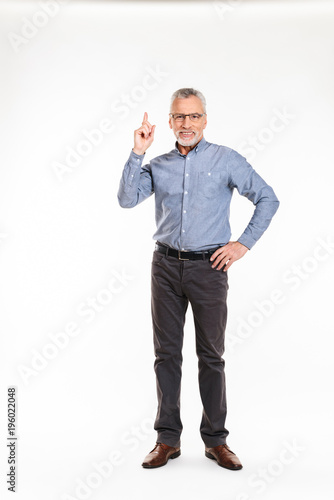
[172,114,202,121]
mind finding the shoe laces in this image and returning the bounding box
[150,442,168,454]
[217,444,235,457]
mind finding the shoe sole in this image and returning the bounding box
[205,451,243,470]
[142,450,181,469]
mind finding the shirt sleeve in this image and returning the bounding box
[117,150,154,208]
[228,149,280,250]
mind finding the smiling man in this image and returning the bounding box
[118,88,279,470]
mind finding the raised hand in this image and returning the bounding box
[133,112,156,155]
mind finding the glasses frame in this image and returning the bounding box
[169,113,207,122]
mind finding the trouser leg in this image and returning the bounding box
[151,251,188,448]
[182,260,229,447]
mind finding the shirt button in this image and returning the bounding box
[208,172,211,176]
[185,191,188,195]
[186,173,189,177]
[183,210,187,213]
[187,157,190,160]
[182,248,185,251]
[182,229,185,233]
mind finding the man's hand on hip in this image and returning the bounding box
[210,241,249,272]
[133,112,156,155]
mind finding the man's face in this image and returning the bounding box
[169,95,207,148]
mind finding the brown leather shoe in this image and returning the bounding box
[142,442,181,468]
[205,444,243,470]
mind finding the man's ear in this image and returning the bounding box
[169,117,172,129]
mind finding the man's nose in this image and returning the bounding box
[182,116,192,127]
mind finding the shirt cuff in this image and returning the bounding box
[237,234,257,250]
[129,149,145,166]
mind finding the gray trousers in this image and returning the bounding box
[151,249,229,448]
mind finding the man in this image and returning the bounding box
[117,88,279,470]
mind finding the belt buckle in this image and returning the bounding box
[178,250,189,261]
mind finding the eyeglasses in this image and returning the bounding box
[169,113,206,122]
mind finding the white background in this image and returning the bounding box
[1,1,334,499]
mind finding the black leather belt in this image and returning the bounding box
[155,242,219,261]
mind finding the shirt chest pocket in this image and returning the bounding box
[197,171,226,199]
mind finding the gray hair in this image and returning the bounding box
[170,88,207,113]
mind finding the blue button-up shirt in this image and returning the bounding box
[117,137,279,251]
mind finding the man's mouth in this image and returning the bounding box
[179,132,194,139]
